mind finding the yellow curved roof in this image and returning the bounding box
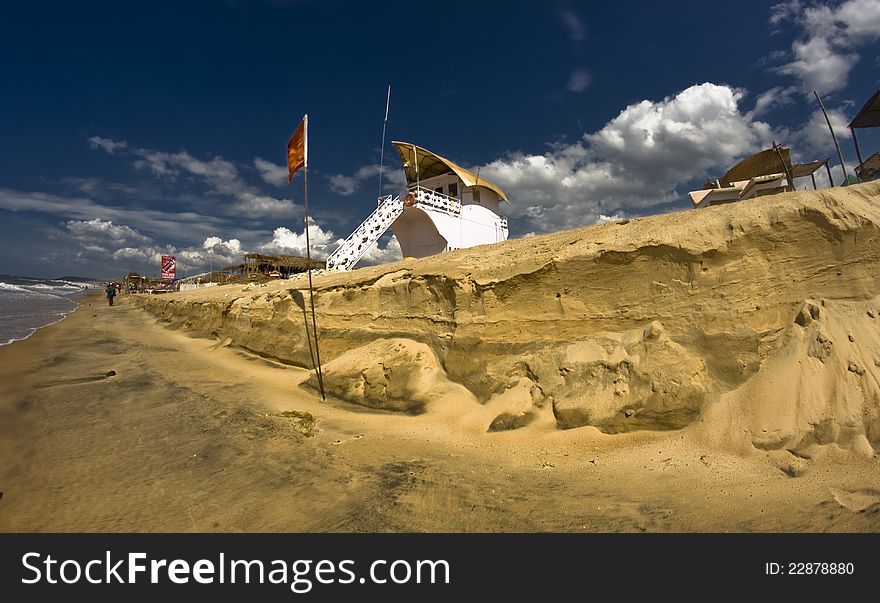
[392,141,509,203]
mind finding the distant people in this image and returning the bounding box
[105,283,117,306]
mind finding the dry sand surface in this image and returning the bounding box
[2,183,880,532]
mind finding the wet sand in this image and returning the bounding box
[0,292,878,532]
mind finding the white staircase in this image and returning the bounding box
[326,194,403,271]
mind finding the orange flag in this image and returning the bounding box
[287,114,308,182]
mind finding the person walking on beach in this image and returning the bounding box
[105,282,117,306]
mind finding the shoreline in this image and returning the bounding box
[0,296,82,347]
[0,289,878,532]
[0,287,91,348]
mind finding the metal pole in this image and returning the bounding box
[813,91,848,185]
[850,127,864,166]
[824,160,834,188]
[772,141,794,191]
[850,127,864,181]
[811,173,817,190]
[378,85,391,197]
[302,115,325,400]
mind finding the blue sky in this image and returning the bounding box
[1,0,878,278]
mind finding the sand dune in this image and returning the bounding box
[2,183,879,532]
[139,182,880,457]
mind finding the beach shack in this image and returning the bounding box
[326,142,509,271]
[226,253,323,279]
[849,89,880,182]
[689,145,833,208]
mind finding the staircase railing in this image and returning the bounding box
[325,194,403,271]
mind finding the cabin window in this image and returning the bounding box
[434,186,444,195]
[448,182,458,198]
[473,189,481,202]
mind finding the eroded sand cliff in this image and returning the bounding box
[137,182,880,459]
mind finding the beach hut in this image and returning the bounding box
[325,142,509,271]
[238,253,323,279]
[849,89,880,182]
[689,145,833,208]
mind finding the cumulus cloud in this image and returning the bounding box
[477,83,777,234]
[359,234,403,265]
[87,136,128,154]
[769,0,880,93]
[112,245,172,265]
[777,36,858,94]
[260,220,342,259]
[254,157,289,187]
[259,219,401,266]
[566,68,592,93]
[184,236,244,269]
[102,234,246,275]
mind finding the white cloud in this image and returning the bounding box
[103,235,246,274]
[788,107,853,169]
[360,234,403,265]
[836,0,880,41]
[202,236,241,254]
[596,213,627,224]
[184,236,244,269]
[65,218,153,247]
[478,83,778,234]
[260,220,342,259]
[259,219,401,266]
[87,136,128,154]
[89,137,300,218]
[0,188,225,241]
[254,157,289,187]
[769,0,880,93]
[327,174,359,196]
[135,149,297,217]
[112,245,171,265]
[559,9,587,44]
[748,85,797,118]
[566,68,592,93]
[327,164,406,196]
[777,36,858,94]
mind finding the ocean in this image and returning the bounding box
[0,274,94,346]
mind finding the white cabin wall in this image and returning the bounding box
[462,186,501,215]
[459,204,508,247]
[410,174,461,196]
[392,208,448,258]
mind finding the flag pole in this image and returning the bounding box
[301,114,326,400]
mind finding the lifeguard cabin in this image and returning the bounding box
[326,141,509,271]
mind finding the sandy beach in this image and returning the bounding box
[0,299,875,533]
[2,183,880,533]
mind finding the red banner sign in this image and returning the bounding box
[161,255,176,280]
